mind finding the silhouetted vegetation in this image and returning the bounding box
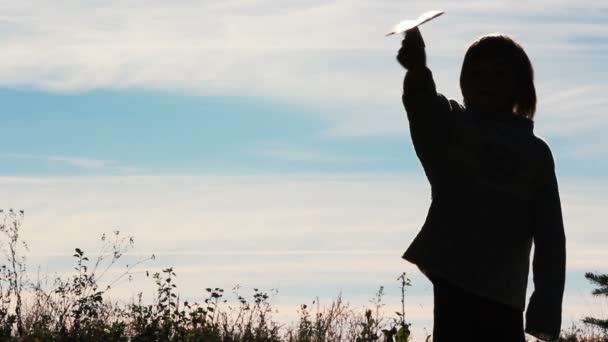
[0,209,606,341]
[582,272,608,335]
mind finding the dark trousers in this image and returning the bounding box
[430,273,526,342]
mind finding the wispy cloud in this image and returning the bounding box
[0,173,604,268]
[2,172,605,339]
[250,143,395,163]
[0,153,135,172]
[254,144,346,162]
[0,1,605,136]
[536,84,608,136]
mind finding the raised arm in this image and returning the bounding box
[525,143,566,342]
[397,28,463,176]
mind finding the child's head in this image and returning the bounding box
[460,34,536,119]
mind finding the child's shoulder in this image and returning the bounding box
[532,135,556,169]
[447,98,465,113]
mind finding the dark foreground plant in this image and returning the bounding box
[0,209,606,341]
[583,272,608,332]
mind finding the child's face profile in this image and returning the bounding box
[461,55,516,114]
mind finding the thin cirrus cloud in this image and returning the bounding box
[537,84,608,135]
[250,143,395,163]
[1,1,606,336]
[0,153,135,172]
[4,173,607,340]
[0,1,606,137]
[2,173,606,270]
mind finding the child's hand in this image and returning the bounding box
[396,27,426,70]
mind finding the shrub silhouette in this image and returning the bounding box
[0,209,605,341]
[582,272,608,338]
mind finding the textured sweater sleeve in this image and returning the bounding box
[402,68,462,171]
[400,29,463,177]
[525,144,566,342]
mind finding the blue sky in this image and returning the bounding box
[1,0,608,340]
[0,88,416,175]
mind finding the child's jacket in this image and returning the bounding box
[401,65,566,341]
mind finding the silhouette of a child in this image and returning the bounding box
[397,28,566,342]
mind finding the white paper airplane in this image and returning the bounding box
[386,10,444,36]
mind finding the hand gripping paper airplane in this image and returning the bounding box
[386,10,444,36]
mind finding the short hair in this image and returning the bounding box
[460,34,537,119]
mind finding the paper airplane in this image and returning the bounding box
[386,10,444,36]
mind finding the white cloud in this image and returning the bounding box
[1,172,606,339]
[253,144,348,162]
[536,84,608,136]
[0,153,135,172]
[0,173,604,266]
[0,1,606,136]
[249,143,397,162]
